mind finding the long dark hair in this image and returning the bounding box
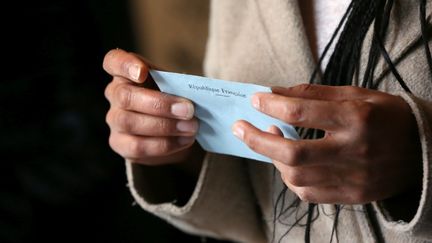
[273,0,432,242]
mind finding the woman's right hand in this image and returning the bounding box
[103,49,200,165]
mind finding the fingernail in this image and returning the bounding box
[178,136,195,146]
[252,96,260,109]
[177,120,198,133]
[171,102,194,119]
[232,125,245,140]
[128,64,141,81]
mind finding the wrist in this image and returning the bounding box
[129,142,205,206]
[379,183,422,222]
[170,142,205,205]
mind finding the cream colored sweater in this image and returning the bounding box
[313,0,351,68]
[126,0,432,242]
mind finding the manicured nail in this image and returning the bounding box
[177,120,198,133]
[128,64,141,81]
[232,125,245,140]
[171,102,194,119]
[252,95,260,109]
[178,136,195,146]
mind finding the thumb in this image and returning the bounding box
[267,125,288,175]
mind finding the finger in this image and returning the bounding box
[105,81,194,120]
[284,183,343,204]
[252,93,346,131]
[109,132,195,160]
[106,108,199,136]
[233,121,339,166]
[126,148,197,165]
[233,120,339,166]
[103,49,149,83]
[271,84,378,101]
[268,125,283,136]
[285,182,374,204]
[269,125,344,187]
[274,161,343,187]
[281,177,356,204]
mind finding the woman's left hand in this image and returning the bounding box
[232,84,422,204]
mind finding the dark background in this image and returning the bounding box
[1,0,228,242]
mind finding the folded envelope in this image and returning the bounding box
[150,70,299,163]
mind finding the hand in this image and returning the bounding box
[103,49,201,166]
[232,84,422,204]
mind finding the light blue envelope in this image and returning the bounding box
[150,70,299,163]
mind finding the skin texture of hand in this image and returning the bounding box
[233,84,422,204]
[103,49,204,176]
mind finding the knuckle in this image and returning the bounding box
[115,84,134,109]
[352,170,369,185]
[128,138,144,158]
[352,188,370,203]
[280,173,289,185]
[106,109,132,132]
[295,84,326,99]
[284,144,306,166]
[286,169,306,187]
[342,86,362,97]
[155,139,173,155]
[105,109,116,126]
[281,102,303,122]
[109,133,133,159]
[156,119,173,133]
[296,188,313,202]
[108,134,117,151]
[355,143,373,161]
[151,98,169,113]
[346,101,375,129]
[352,167,375,185]
[297,83,315,93]
[332,170,345,185]
[114,110,133,132]
[104,81,115,101]
[243,132,260,151]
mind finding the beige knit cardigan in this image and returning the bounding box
[126,0,432,242]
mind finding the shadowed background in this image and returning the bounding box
[1,0,231,242]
